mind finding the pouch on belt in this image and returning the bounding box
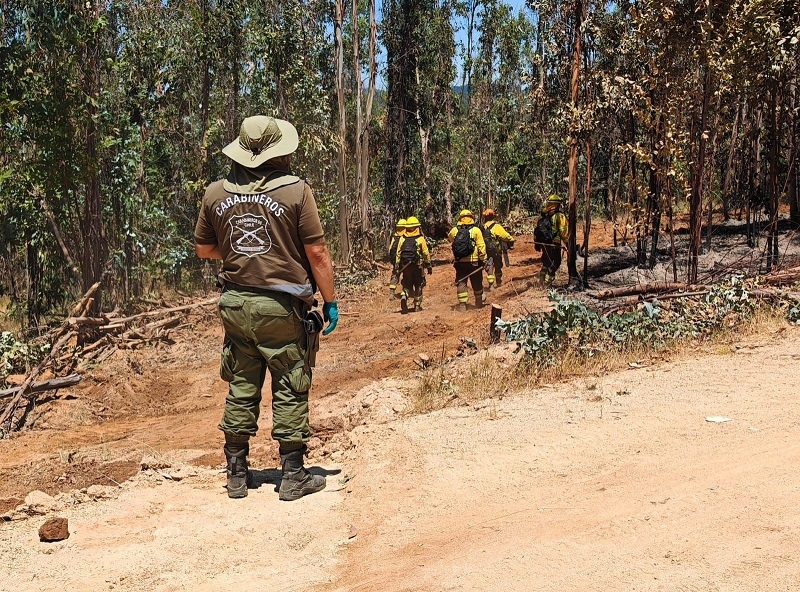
[303,310,323,367]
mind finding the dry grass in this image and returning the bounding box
[411,307,795,415]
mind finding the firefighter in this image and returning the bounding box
[388,218,407,300]
[481,208,515,291]
[448,209,487,311]
[534,194,569,287]
[395,216,431,313]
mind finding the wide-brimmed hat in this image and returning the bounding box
[222,116,299,168]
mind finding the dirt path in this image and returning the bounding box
[3,231,800,590]
[0,237,550,499]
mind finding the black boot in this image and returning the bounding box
[278,444,326,502]
[224,434,250,499]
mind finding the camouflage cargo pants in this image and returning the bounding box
[217,289,313,447]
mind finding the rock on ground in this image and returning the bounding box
[38,517,69,542]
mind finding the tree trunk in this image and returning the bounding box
[461,0,478,113]
[352,0,365,240]
[688,64,711,283]
[383,0,416,217]
[704,96,721,253]
[647,115,662,270]
[767,79,780,270]
[611,153,624,247]
[360,0,378,238]
[334,0,350,264]
[81,0,106,313]
[666,173,678,282]
[415,65,434,209]
[721,100,741,221]
[582,141,591,284]
[789,76,799,226]
[25,240,40,329]
[567,0,583,287]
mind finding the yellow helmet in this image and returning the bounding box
[458,209,474,221]
[547,194,563,203]
[405,216,420,227]
[396,218,407,228]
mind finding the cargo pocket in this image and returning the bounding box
[220,339,235,382]
[285,361,312,394]
[218,293,246,334]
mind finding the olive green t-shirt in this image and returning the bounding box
[194,173,325,304]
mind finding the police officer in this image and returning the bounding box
[195,115,338,501]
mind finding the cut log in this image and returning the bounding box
[762,272,800,286]
[67,316,109,327]
[0,375,82,400]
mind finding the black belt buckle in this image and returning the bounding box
[303,310,324,334]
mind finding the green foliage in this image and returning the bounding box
[498,276,760,364]
[0,0,797,323]
[0,331,49,382]
[788,303,800,325]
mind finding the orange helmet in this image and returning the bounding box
[482,208,496,218]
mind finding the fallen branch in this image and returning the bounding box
[0,330,77,432]
[603,291,710,315]
[591,283,705,300]
[751,289,800,300]
[0,374,82,400]
[67,316,110,327]
[104,296,219,325]
[0,280,105,434]
[761,272,800,286]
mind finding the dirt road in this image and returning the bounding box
[2,235,800,590]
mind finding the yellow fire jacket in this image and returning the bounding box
[395,231,431,268]
[447,224,487,263]
[484,220,515,250]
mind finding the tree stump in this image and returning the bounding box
[490,304,503,344]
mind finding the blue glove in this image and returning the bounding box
[322,301,339,336]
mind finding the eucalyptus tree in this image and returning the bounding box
[382,0,457,225]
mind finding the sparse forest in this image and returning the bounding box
[4,4,800,584]
[1,0,799,327]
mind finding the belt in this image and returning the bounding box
[222,282,275,295]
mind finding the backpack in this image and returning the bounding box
[451,225,476,260]
[482,223,500,257]
[388,235,401,263]
[534,215,556,245]
[399,236,419,265]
